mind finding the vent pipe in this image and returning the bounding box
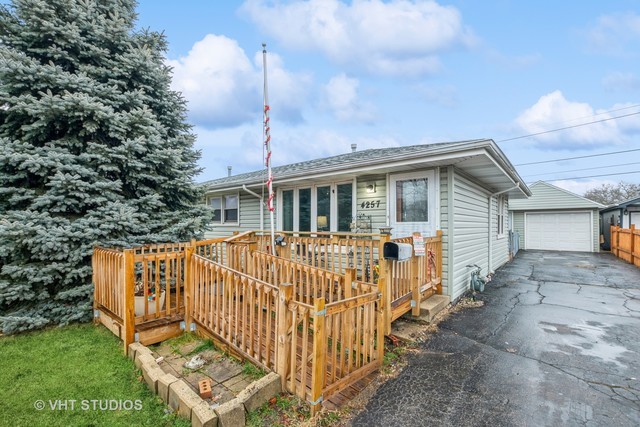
[351,143,357,153]
[227,166,232,177]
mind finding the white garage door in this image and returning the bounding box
[526,212,592,252]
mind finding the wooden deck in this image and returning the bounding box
[93,231,443,414]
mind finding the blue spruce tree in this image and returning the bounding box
[0,0,210,333]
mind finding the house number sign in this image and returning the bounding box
[360,200,381,209]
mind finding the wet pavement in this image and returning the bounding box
[352,251,640,426]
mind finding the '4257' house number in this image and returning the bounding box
[360,200,381,209]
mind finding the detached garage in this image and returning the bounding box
[509,181,605,252]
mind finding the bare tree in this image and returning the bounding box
[583,182,640,205]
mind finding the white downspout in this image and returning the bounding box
[488,183,521,273]
[242,185,264,231]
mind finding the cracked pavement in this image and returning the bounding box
[352,251,640,427]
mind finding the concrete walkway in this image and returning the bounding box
[352,251,640,426]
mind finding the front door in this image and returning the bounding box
[389,170,436,238]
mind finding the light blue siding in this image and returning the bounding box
[451,171,489,301]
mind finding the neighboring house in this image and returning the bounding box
[509,181,605,252]
[600,196,640,250]
[201,139,531,301]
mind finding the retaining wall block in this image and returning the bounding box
[192,401,219,427]
[214,398,245,427]
[157,373,180,403]
[236,372,282,413]
[168,379,202,420]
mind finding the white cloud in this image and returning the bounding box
[514,91,640,149]
[193,123,402,181]
[603,72,640,92]
[167,34,310,128]
[583,12,640,56]
[321,74,375,122]
[240,0,475,76]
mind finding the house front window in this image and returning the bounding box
[208,194,239,225]
[210,197,222,222]
[224,195,238,222]
[390,170,436,237]
[497,195,506,236]
[395,178,429,222]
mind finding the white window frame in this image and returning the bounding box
[497,195,506,237]
[208,193,240,226]
[277,179,356,232]
[389,170,436,236]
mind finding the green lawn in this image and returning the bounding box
[0,323,190,427]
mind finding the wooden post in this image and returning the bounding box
[630,225,636,264]
[378,234,392,335]
[122,249,135,354]
[276,283,293,391]
[92,248,99,325]
[376,295,385,365]
[184,246,194,332]
[345,268,355,298]
[411,250,420,316]
[436,230,443,295]
[310,298,326,415]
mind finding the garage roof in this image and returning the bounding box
[509,181,605,211]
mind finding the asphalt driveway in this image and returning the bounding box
[352,251,640,427]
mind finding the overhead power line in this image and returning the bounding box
[539,103,640,127]
[542,170,640,182]
[522,161,640,178]
[515,148,640,166]
[497,110,640,143]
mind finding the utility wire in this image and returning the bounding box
[538,103,640,127]
[515,147,640,166]
[497,110,640,143]
[541,170,640,182]
[522,161,640,178]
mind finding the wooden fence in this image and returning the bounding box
[92,230,441,411]
[611,225,640,267]
[186,252,382,413]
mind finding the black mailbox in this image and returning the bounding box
[383,242,412,261]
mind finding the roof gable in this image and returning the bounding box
[509,181,605,210]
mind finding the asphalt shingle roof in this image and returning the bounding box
[200,139,487,190]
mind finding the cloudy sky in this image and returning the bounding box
[136,0,640,194]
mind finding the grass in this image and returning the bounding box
[242,361,266,380]
[0,323,190,427]
[246,394,310,427]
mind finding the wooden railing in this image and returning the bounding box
[274,284,382,413]
[92,229,441,412]
[253,231,387,283]
[189,253,279,370]
[249,250,375,304]
[611,225,640,267]
[132,243,188,323]
[93,247,126,321]
[186,254,381,414]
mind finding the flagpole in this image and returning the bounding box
[262,43,276,256]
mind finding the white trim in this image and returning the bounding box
[389,169,436,237]
[435,167,441,230]
[207,193,240,226]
